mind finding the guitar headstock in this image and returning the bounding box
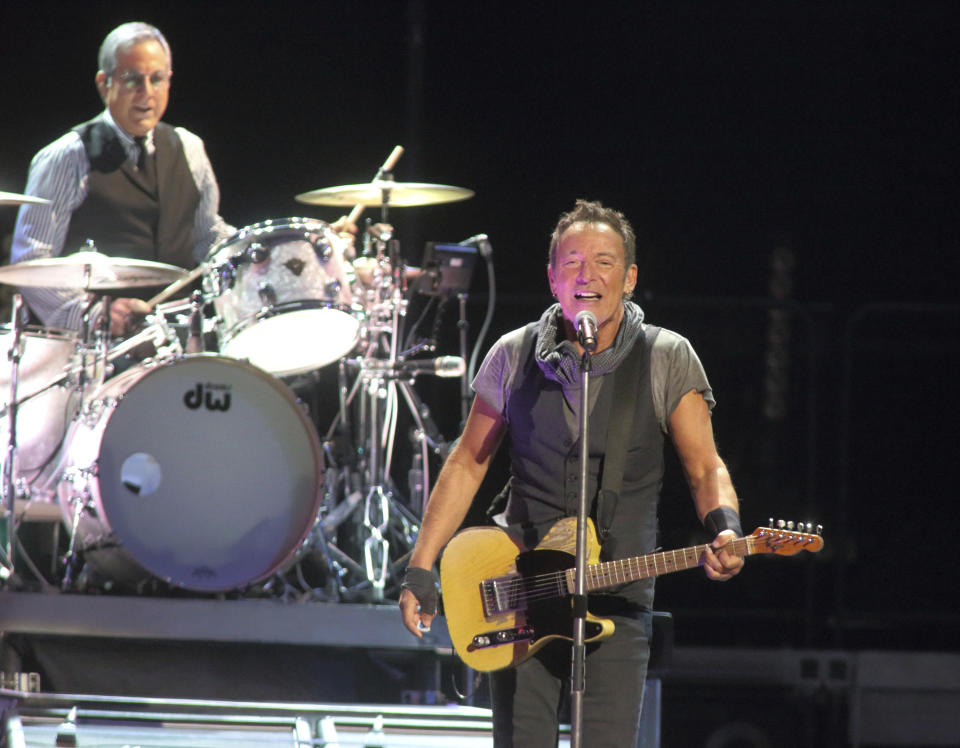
[747,518,824,555]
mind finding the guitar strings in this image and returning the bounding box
[483,538,760,610]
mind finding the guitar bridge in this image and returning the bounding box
[481,574,527,616]
[467,625,535,652]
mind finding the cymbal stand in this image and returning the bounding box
[1,295,27,580]
[322,231,450,602]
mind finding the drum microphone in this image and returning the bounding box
[459,233,493,257]
[361,355,466,378]
[400,355,466,378]
[575,310,599,353]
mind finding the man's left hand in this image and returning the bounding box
[701,529,744,581]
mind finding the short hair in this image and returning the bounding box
[98,22,171,78]
[548,199,637,270]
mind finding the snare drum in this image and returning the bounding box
[0,326,80,483]
[204,218,359,376]
[57,354,324,591]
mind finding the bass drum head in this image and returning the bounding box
[79,354,323,592]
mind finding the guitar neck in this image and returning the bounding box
[571,536,754,592]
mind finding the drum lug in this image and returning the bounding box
[246,241,268,264]
[214,263,235,293]
[62,463,97,491]
[311,235,334,262]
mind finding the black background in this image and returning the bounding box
[1,1,958,653]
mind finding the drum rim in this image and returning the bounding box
[205,216,336,259]
[0,323,78,341]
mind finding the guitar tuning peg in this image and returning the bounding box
[786,521,795,530]
[768,517,775,528]
[777,519,786,530]
[816,524,823,536]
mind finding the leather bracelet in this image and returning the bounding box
[703,506,744,538]
[401,566,438,615]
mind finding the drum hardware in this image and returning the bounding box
[315,214,464,603]
[185,290,206,354]
[1,295,28,580]
[59,464,95,591]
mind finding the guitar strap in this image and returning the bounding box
[594,325,659,543]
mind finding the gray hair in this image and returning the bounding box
[98,22,171,77]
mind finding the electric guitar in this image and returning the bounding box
[439,516,823,672]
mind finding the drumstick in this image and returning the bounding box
[145,264,206,308]
[345,145,405,226]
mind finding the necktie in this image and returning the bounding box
[133,135,147,170]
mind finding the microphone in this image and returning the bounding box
[575,310,598,353]
[401,356,466,378]
[459,233,493,257]
[362,356,466,378]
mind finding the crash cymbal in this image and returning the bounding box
[296,181,474,207]
[0,251,187,290]
[0,190,51,206]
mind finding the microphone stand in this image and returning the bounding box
[570,345,593,748]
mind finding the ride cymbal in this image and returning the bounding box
[296,181,474,207]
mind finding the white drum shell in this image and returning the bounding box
[57,354,324,591]
[0,326,79,482]
[204,218,359,376]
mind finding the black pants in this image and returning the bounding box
[490,612,652,748]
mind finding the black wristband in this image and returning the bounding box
[703,506,743,538]
[401,566,438,615]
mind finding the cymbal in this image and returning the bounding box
[0,251,187,290]
[296,181,474,207]
[0,190,51,206]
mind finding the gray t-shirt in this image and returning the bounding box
[473,322,715,436]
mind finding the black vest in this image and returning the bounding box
[504,325,663,607]
[65,117,200,269]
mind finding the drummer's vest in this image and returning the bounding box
[65,118,199,269]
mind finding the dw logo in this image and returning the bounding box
[184,382,232,411]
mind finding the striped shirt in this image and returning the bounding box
[10,109,234,330]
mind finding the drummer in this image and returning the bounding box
[10,22,233,338]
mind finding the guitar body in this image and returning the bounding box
[440,517,615,673]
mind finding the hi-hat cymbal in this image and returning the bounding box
[0,251,187,290]
[0,190,51,207]
[296,181,474,207]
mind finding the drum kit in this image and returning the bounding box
[0,157,481,602]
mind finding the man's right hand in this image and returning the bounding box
[399,587,435,639]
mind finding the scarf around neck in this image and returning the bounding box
[534,301,645,386]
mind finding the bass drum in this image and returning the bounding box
[57,354,324,592]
